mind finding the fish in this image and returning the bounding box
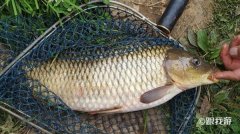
[26,45,218,114]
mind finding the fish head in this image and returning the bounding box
[164,48,219,90]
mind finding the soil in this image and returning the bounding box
[118,0,214,39]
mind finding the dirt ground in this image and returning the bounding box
[118,0,213,39]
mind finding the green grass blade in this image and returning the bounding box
[34,0,39,9]
[65,0,82,11]
[11,0,17,15]
[22,0,33,13]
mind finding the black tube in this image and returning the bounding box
[157,0,189,35]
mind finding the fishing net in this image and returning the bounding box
[0,1,199,134]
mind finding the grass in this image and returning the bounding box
[185,0,240,133]
[0,0,110,18]
[0,0,89,18]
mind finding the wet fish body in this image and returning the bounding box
[27,45,217,113]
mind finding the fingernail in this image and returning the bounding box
[223,44,228,48]
[230,47,238,56]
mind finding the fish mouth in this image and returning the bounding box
[207,67,220,83]
[207,73,219,83]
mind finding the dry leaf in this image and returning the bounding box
[187,28,197,47]
[199,95,211,117]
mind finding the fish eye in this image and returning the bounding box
[191,58,201,66]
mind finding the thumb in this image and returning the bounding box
[214,71,240,81]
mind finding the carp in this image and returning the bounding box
[27,45,218,114]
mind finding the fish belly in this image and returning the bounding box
[27,46,174,113]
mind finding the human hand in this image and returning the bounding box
[214,35,240,80]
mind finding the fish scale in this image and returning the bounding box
[27,45,176,113]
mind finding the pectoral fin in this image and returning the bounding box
[140,85,173,104]
[88,106,122,114]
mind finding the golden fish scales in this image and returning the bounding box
[27,45,178,114]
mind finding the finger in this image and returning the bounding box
[229,46,240,58]
[214,71,240,81]
[230,35,240,47]
[220,44,233,69]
